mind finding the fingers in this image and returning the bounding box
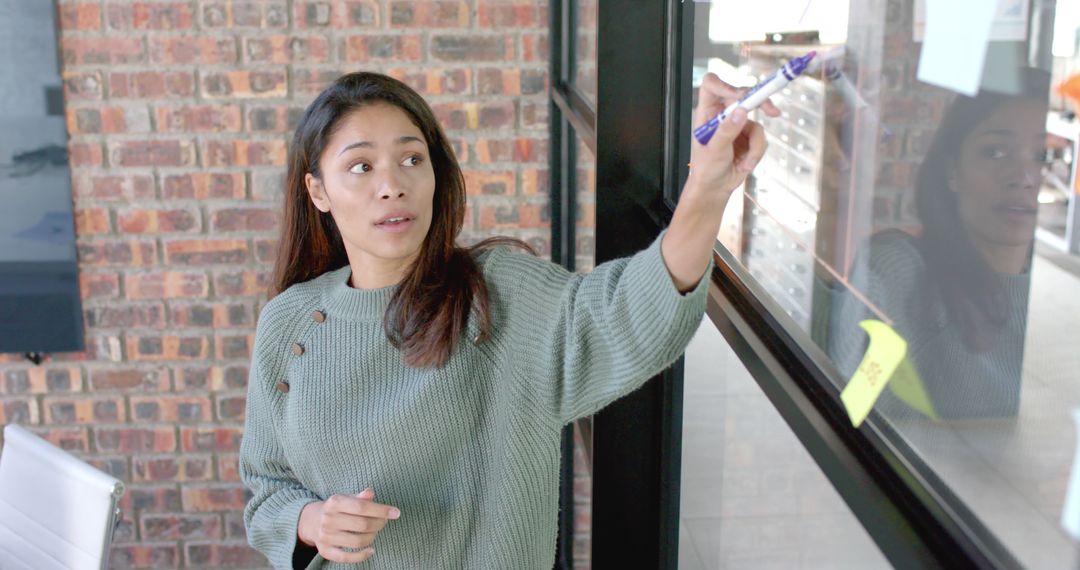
[706,108,749,150]
[324,492,401,520]
[736,120,767,173]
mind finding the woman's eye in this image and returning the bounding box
[349,162,371,174]
[402,155,423,167]
[979,146,1009,160]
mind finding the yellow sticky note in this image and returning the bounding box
[840,320,908,428]
[889,356,940,421]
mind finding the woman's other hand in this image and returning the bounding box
[297,488,401,564]
[685,73,778,203]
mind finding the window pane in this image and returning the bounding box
[687,1,1080,566]
[679,321,889,569]
[572,0,598,111]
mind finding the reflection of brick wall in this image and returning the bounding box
[874,0,951,231]
[0,1,550,567]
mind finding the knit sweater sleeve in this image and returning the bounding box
[489,230,711,424]
[239,294,322,570]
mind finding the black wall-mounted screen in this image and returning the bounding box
[0,0,85,354]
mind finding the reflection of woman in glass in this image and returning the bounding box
[830,69,1050,419]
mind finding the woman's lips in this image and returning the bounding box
[375,218,414,233]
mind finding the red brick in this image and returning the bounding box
[109,71,196,99]
[87,456,131,481]
[30,428,89,453]
[253,239,277,264]
[389,1,469,27]
[88,367,170,392]
[106,2,194,30]
[463,170,515,196]
[202,1,289,28]
[294,0,380,28]
[132,453,212,481]
[203,140,287,167]
[77,240,156,267]
[479,203,548,230]
[141,513,221,541]
[156,105,242,133]
[149,37,237,65]
[218,454,241,482]
[80,271,121,300]
[522,32,548,62]
[185,542,266,567]
[180,427,243,453]
[245,36,330,64]
[247,105,303,133]
[126,335,210,361]
[521,168,549,195]
[387,68,470,96]
[475,137,545,163]
[164,239,249,265]
[62,71,104,100]
[69,142,104,167]
[43,396,126,424]
[293,69,342,95]
[3,367,83,395]
[96,427,176,453]
[76,104,149,133]
[520,100,548,129]
[0,398,40,425]
[119,486,183,514]
[216,395,246,421]
[85,304,166,329]
[215,334,253,359]
[477,67,547,96]
[182,485,247,512]
[433,101,515,130]
[125,271,209,300]
[162,172,246,200]
[130,395,213,423]
[171,302,252,328]
[117,207,201,234]
[210,207,278,232]
[74,208,111,235]
[202,70,287,98]
[213,270,270,297]
[342,34,422,63]
[430,35,513,62]
[477,0,541,27]
[74,174,155,201]
[109,544,180,569]
[61,37,145,65]
[59,2,103,31]
[108,140,196,167]
[175,365,248,392]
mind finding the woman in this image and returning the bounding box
[239,71,772,569]
[829,69,1050,419]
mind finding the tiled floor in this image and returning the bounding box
[678,247,1080,569]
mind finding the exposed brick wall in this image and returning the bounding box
[0,1,555,567]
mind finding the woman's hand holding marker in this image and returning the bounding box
[297,488,401,564]
[686,73,780,201]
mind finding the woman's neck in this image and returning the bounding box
[974,241,1031,275]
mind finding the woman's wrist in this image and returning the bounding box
[298,501,323,546]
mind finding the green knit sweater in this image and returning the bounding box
[240,231,711,569]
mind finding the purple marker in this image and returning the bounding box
[693,51,817,146]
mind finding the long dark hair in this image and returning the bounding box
[270,72,533,368]
[914,69,1049,351]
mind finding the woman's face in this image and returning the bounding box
[306,102,436,282]
[950,99,1046,251]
